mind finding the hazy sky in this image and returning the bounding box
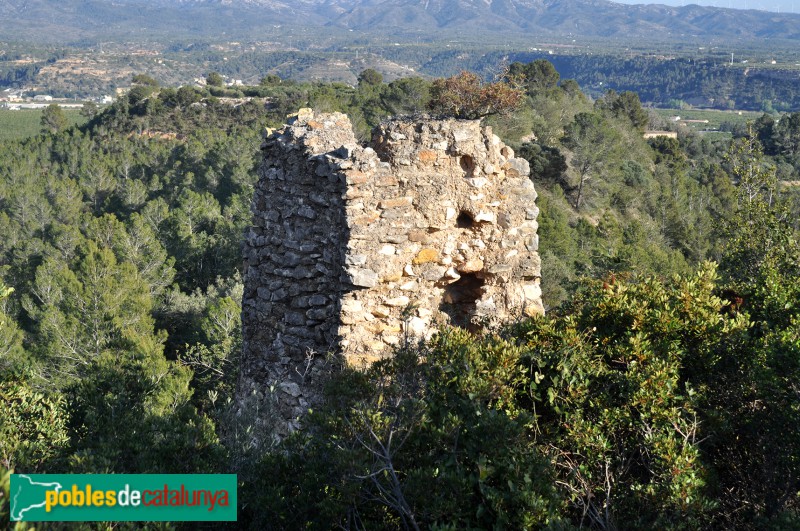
[614,0,800,11]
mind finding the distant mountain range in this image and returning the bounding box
[2,0,800,43]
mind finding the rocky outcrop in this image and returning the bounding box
[240,109,542,435]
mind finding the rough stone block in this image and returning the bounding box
[413,248,439,264]
[457,258,484,273]
[348,268,378,288]
[379,196,414,209]
[385,296,410,307]
[419,149,438,163]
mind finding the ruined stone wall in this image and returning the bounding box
[240,110,542,435]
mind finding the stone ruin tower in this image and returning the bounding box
[240,109,543,434]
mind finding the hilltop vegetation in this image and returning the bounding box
[2,62,800,529]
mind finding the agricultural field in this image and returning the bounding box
[0,109,88,141]
[652,107,764,135]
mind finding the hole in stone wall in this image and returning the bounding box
[456,211,475,229]
[460,154,475,175]
[440,273,485,331]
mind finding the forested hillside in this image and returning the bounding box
[2,63,800,529]
[5,0,800,43]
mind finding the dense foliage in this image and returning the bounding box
[2,61,800,529]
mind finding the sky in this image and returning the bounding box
[613,0,800,10]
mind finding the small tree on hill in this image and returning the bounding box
[428,71,522,120]
[80,101,98,119]
[597,90,649,132]
[260,74,282,86]
[357,68,383,88]
[206,72,224,87]
[508,59,561,95]
[131,74,159,87]
[562,112,622,209]
[40,103,67,134]
[724,125,777,207]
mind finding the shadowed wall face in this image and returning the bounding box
[240,110,542,435]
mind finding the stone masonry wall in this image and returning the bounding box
[240,109,542,435]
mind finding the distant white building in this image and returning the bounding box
[33,95,53,101]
